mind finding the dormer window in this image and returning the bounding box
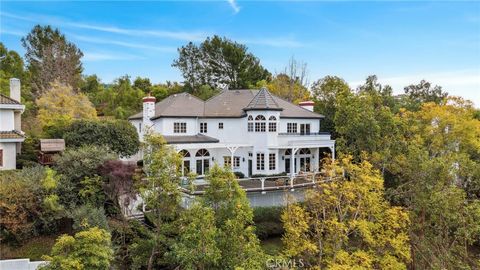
[268,116,277,132]
[255,115,266,132]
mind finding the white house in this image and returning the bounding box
[0,78,25,170]
[128,88,335,178]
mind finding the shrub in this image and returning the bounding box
[233,171,245,179]
[70,205,109,232]
[61,119,140,157]
[253,206,284,239]
[54,145,116,209]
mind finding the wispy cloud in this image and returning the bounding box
[69,34,176,52]
[83,52,144,62]
[0,29,24,37]
[0,11,208,42]
[227,0,241,14]
[69,22,207,42]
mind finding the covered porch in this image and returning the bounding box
[271,142,335,179]
[172,142,253,178]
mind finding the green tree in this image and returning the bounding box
[99,75,144,119]
[402,80,448,111]
[36,81,97,132]
[202,165,267,269]
[40,227,113,270]
[282,157,411,269]
[311,75,350,135]
[56,119,140,157]
[54,145,116,209]
[388,98,480,269]
[0,166,62,243]
[170,203,221,270]
[22,25,83,97]
[137,134,182,270]
[173,35,271,90]
[70,204,109,232]
[262,73,310,104]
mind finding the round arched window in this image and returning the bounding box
[195,149,210,157]
[179,150,190,158]
[299,148,311,155]
[255,115,266,121]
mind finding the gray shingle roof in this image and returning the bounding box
[129,89,324,120]
[0,94,20,105]
[162,134,219,144]
[244,88,281,111]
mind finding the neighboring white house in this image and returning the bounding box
[0,78,25,170]
[128,88,335,178]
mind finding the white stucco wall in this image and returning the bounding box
[0,110,15,131]
[129,109,333,177]
[0,142,17,170]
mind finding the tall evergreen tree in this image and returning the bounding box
[22,25,83,97]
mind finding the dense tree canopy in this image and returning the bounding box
[282,157,411,269]
[173,35,271,90]
[22,25,83,97]
[59,119,140,157]
[36,81,97,132]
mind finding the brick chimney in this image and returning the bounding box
[299,101,314,112]
[142,94,156,132]
[10,78,20,102]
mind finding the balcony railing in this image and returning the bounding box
[278,132,331,136]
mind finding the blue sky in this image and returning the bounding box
[1,1,479,105]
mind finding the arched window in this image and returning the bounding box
[195,149,210,175]
[299,148,311,155]
[196,149,210,157]
[179,149,190,157]
[268,116,277,132]
[247,115,254,132]
[255,115,266,121]
[255,115,266,132]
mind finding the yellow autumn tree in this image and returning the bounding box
[36,81,97,131]
[282,157,411,269]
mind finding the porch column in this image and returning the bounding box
[329,145,335,161]
[226,146,239,171]
[290,147,298,186]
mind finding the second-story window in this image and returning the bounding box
[174,122,187,133]
[200,123,207,133]
[268,116,277,132]
[218,122,224,129]
[248,115,254,132]
[287,123,297,133]
[255,115,266,132]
